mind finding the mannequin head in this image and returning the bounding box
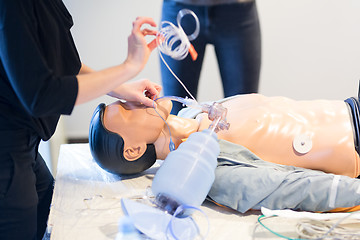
[89,99,173,175]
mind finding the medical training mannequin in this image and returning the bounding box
[91,93,360,178]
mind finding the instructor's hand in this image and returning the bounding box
[108,79,162,107]
[125,17,158,75]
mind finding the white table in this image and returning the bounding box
[47,144,302,240]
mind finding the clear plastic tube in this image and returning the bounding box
[157,96,230,133]
[156,95,200,108]
[156,9,200,102]
[157,9,200,61]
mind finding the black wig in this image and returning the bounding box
[89,103,157,175]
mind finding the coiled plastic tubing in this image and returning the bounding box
[157,9,200,60]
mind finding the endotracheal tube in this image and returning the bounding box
[157,95,230,133]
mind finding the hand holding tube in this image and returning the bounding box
[108,79,162,107]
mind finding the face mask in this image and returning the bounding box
[121,198,203,240]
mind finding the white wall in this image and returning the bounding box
[59,0,360,140]
[61,0,164,139]
[258,0,360,100]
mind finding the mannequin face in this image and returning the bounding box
[104,99,173,142]
[103,99,172,160]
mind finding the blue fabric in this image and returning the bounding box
[209,140,360,213]
[160,0,261,114]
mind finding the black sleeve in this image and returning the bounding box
[0,0,79,117]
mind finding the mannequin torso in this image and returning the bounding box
[196,94,359,177]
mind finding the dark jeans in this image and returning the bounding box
[160,0,262,114]
[0,129,54,240]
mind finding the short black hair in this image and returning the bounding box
[89,103,157,175]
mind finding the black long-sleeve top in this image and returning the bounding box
[0,0,81,141]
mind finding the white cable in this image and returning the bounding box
[296,211,360,239]
[159,51,196,101]
[157,9,199,61]
[158,21,190,60]
[157,9,200,101]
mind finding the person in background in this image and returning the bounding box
[0,0,161,239]
[160,0,261,114]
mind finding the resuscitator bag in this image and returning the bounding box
[151,129,220,215]
[120,130,220,239]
